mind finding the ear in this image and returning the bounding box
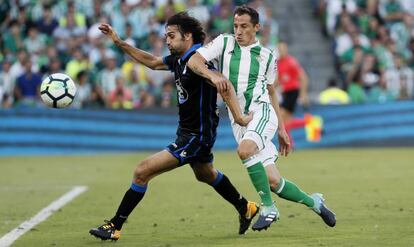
[184,32,192,41]
[255,23,261,33]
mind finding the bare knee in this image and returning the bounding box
[237,142,257,160]
[133,160,151,185]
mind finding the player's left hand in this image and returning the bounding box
[277,127,291,156]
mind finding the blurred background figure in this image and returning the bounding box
[318,77,350,105]
[71,70,93,109]
[107,75,133,109]
[277,41,311,146]
[0,59,15,108]
[14,59,42,107]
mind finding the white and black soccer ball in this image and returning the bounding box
[40,73,76,108]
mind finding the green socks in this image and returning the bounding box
[242,155,314,210]
[273,177,314,208]
[243,155,273,207]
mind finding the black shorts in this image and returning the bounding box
[281,89,299,113]
[166,130,214,166]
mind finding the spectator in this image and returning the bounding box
[379,0,405,25]
[10,50,38,80]
[96,52,123,97]
[367,74,396,103]
[36,4,59,36]
[2,20,24,55]
[14,59,42,107]
[210,1,233,35]
[348,68,368,104]
[319,78,351,105]
[129,0,157,41]
[390,13,414,60]
[107,75,133,109]
[65,48,90,80]
[0,0,281,109]
[385,55,414,99]
[159,81,176,108]
[24,26,47,56]
[156,0,186,23]
[110,1,131,39]
[72,70,93,109]
[187,0,210,29]
[59,1,87,29]
[45,58,64,76]
[40,46,62,74]
[0,59,15,108]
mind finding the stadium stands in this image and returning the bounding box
[0,0,277,109]
[315,0,414,103]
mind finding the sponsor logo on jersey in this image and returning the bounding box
[256,55,264,63]
[180,150,187,157]
[175,78,189,104]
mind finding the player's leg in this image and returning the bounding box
[237,103,280,231]
[266,163,315,208]
[191,162,258,234]
[238,139,274,208]
[266,163,336,226]
[89,150,179,241]
[261,143,336,227]
[260,142,315,207]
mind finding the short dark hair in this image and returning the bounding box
[234,5,259,25]
[166,12,206,44]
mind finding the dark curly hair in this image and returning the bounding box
[166,12,206,44]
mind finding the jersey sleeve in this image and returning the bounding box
[266,50,278,85]
[162,55,175,71]
[197,34,225,62]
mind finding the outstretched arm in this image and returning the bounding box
[212,71,253,127]
[188,53,252,126]
[188,52,230,93]
[99,23,167,70]
[267,82,291,156]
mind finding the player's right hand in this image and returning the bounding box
[99,23,120,43]
[210,73,229,94]
[235,111,253,127]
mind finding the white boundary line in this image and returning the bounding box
[0,186,88,247]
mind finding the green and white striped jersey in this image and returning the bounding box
[198,34,276,113]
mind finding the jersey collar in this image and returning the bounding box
[240,39,260,49]
[181,43,202,62]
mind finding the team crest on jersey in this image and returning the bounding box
[175,78,189,104]
[256,55,264,63]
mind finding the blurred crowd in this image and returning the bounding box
[315,0,414,104]
[0,0,278,109]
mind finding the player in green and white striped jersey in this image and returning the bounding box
[189,5,336,231]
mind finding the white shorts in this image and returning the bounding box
[230,102,279,166]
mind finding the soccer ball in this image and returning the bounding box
[40,73,76,108]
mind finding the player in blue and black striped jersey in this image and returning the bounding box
[89,12,257,241]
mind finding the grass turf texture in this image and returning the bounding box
[1,148,413,247]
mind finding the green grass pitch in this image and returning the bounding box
[1,148,413,247]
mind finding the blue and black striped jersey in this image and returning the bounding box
[163,44,219,144]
